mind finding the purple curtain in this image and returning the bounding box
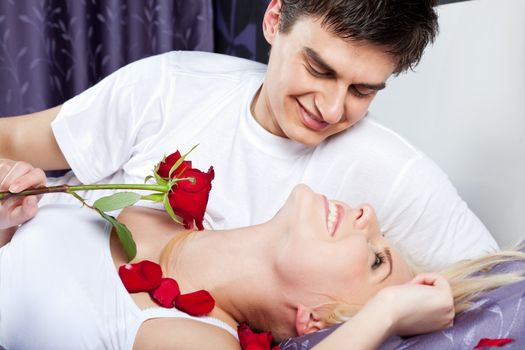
[0,0,213,115]
[213,0,270,63]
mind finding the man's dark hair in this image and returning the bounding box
[279,0,439,74]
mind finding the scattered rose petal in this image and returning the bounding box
[175,289,215,316]
[118,260,162,293]
[474,337,514,349]
[150,278,180,308]
[238,322,277,350]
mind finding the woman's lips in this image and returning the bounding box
[332,204,344,236]
[324,196,344,236]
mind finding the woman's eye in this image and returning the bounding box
[372,252,385,269]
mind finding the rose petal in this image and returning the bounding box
[177,167,215,192]
[168,166,214,230]
[237,323,275,350]
[474,338,514,349]
[175,290,215,316]
[150,278,181,308]
[118,260,162,293]
[157,151,192,178]
[169,207,195,230]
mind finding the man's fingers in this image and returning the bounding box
[0,161,15,191]
[8,168,47,193]
[8,196,38,225]
[3,197,25,211]
[1,161,30,190]
[0,162,46,193]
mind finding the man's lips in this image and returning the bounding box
[297,101,328,131]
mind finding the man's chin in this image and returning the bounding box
[287,130,326,148]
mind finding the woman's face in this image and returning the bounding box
[273,184,414,308]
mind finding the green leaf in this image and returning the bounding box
[141,193,164,202]
[97,209,137,261]
[163,193,182,225]
[143,175,154,184]
[93,192,142,212]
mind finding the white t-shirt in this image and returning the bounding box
[48,51,498,268]
[0,205,237,349]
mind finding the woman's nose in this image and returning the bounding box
[353,205,375,231]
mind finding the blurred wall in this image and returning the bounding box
[370,0,525,248]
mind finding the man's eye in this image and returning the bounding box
[372,251,385,269]
[306,64,331,78]
[350,86,374,98]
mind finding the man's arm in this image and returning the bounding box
[0,105,69,170]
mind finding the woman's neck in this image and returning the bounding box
[164,222,282,328]
[115,206,291,332]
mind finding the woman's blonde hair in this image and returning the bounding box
[315,244,525,325]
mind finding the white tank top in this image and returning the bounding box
[0,204,238,349]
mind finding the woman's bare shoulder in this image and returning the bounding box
[133,316,240,350]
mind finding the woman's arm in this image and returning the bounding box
[313,273,455,350]
[0,159,47,246]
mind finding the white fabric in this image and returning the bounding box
[0,204,238,350]
[47,51,498,268]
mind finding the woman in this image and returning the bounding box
[0,161,522,349]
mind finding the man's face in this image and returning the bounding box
[253,7,397,147]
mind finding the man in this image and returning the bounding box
[0,0,498,267]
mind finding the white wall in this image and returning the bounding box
[370,0,525,248]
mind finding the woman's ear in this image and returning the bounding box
[295,304,327,336]
[262,0,282,45]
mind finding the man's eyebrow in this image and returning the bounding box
[303,47,387,91]
[354,82,386,91]
[303,47,337,75]
[380,248,393,282]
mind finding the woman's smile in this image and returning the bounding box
[323,195,344,236]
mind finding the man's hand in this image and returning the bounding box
[0,159,46,229]
[374,272,455,336]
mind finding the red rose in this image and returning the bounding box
[155,150,214,230]
[168,166,214,230]
[238,323,279,350]
[174,290,215,316]
[150,278,180,308]
[156,151,192,179]
[118,260,162,293]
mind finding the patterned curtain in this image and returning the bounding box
[0,0,213,116]
[213,0,270,64]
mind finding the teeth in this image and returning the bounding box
[327,201,338,234]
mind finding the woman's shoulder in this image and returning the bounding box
[134,316,240,350]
